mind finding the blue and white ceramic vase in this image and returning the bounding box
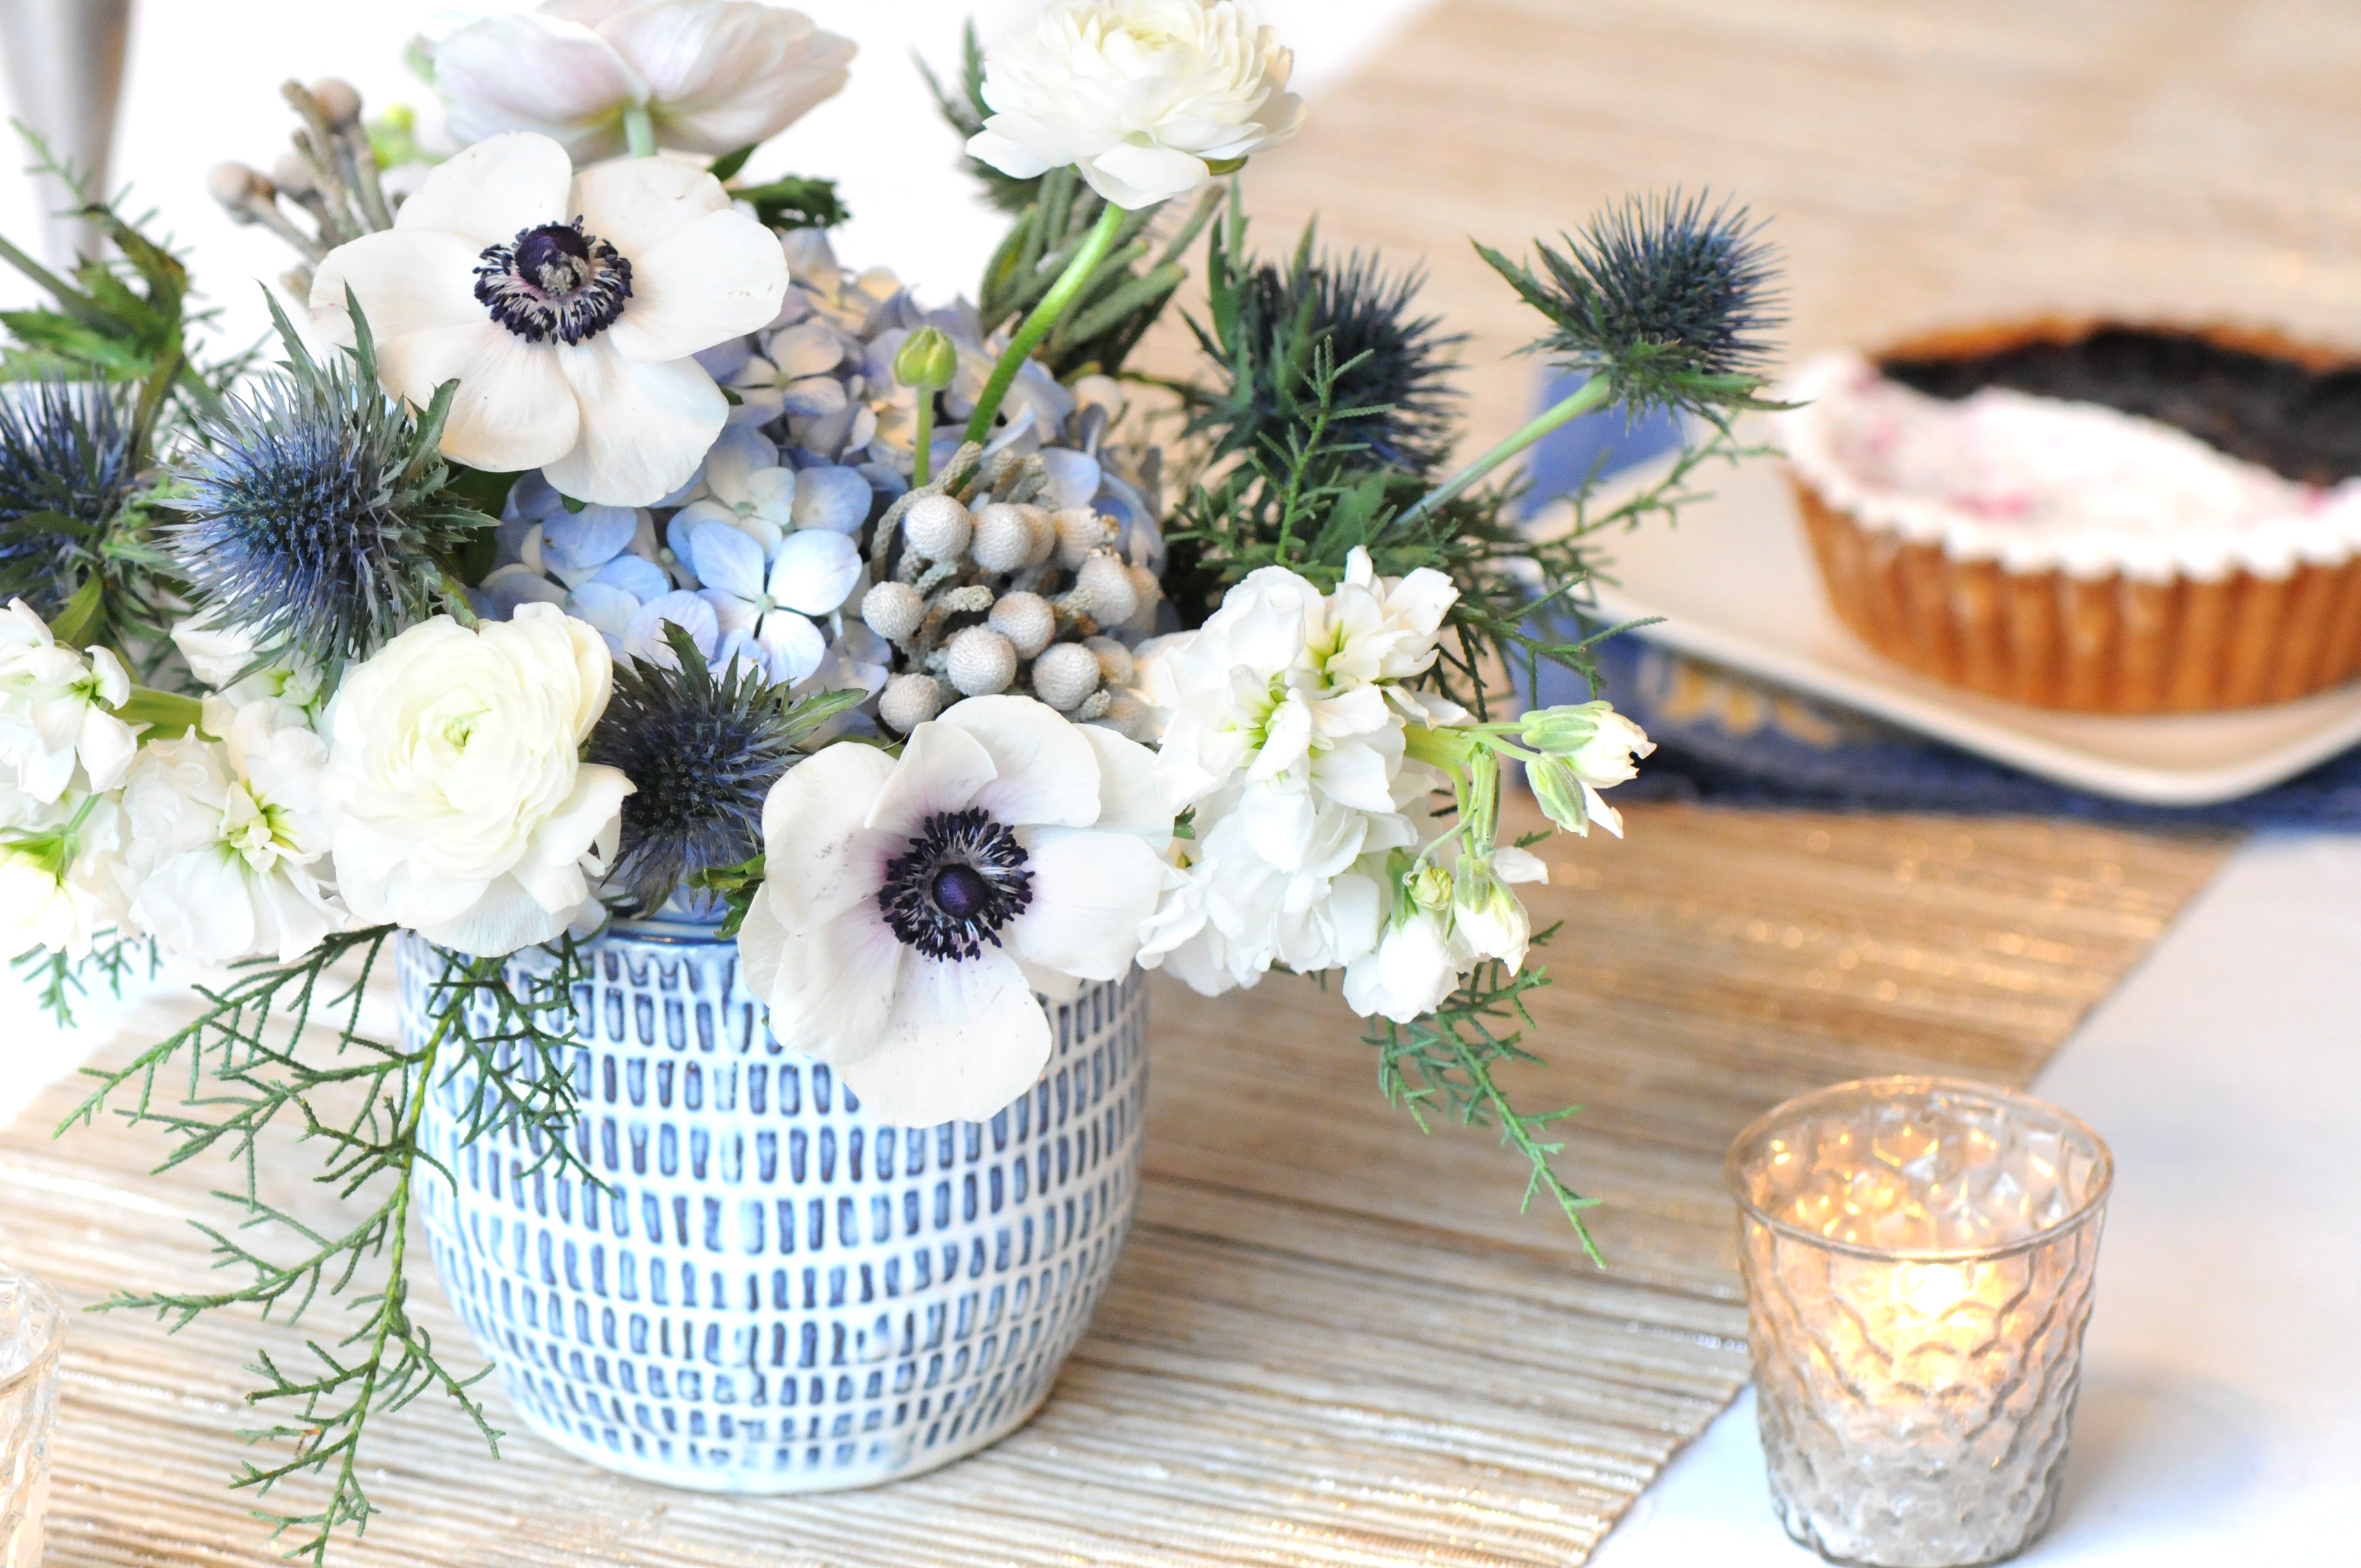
[400,919,1149,1493]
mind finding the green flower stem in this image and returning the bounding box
[622,104,657,158]
[964,200,1128,445]
[912,395,935,488]
[1397,375,1615,526]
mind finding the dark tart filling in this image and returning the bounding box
[1878,323,2361,487]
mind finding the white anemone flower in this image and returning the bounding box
[432,0,856,164]
[311,132,787,507]
[0,597,136,802]
[123,703,345,965]
[738,695,1170,1126]
[967,0,1307,209]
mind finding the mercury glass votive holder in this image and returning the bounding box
[1727,1077,2112,1568]
[0,1260,62,1568]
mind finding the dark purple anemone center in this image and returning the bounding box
[878,807,1034,962]
[473,219,633,346]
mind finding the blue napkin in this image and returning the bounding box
[1520,377,2361,827]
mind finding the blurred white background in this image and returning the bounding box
[0,0,1429,356]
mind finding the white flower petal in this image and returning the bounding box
[570,152,729,259]
[391,131,575,244]
[765,529,860,615]
[1493,845,1551,885]
[755,740,899,926]
[839,952,1049,1126]
[545,342,727,507]
[309,229,485,347]
[755,611,826,684]
[1076,725,1170,845]
[374,318,582,475]
[432,16,644,162]
[741,889,903,1065]
[866,719,995,841]
[932,695,1099,829]
[603,207,791,364]
[1079,141,1211,209]
[604,1,855,154]
[1007,829,1164,981]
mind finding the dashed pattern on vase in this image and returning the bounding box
[402,930,1149,1493]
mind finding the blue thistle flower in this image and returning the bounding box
[587,625,862,916]
[166,297,492,667]
[1481,189,1784,416]
[0,378,142,620]
[1194,223,1464,475]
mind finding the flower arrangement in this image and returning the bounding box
[0,0,1780,1555]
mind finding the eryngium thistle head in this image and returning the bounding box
[587,627,857,916]
[167,325,483,669]
[0,379,141,617]
[1482,189,1783,416]
[1196,224,1463,475]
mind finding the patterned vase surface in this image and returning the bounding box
[402,921,1148,1493]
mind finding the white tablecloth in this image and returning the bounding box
[1593,832,2361,1565]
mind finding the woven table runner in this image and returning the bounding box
[0,800,2227,1565]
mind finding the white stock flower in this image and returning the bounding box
[739,695,1169,1125]
[966,0,1307,209]
[323,604,633,957]
[0,598,136,802]
[312,133,787,506]
[0,788,127,960]
[432,1,856,162]
[122,703,345,965]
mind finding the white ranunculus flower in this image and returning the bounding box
[739,695,1170,1125]
[967,0,1307,209]
[323,603,633,957]
[123,703,344,965]
[0,597,136,802]
[311,132,787,506]
[432,0,856,163]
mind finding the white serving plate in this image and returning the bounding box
[1563,450,2361,805]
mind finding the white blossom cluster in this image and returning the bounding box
[1129,550,1650,1023]
[2,597,631,970]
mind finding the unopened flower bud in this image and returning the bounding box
[970,503,1034,574]
[1526,756,1591,836]
[269,152,317,198]
[1082,635,1133,689]
[1030,642,1102,712]
[1076,553,1138,625]
[1520,700,1654,785]
[879,673,943,733]
[988,591,1055,658]
[1021,504,1057,567]
[945,625,1018,696]
[893,325,958,391]
[1452,859,1531,970]
[1406,863,1453,913]
[1054,507,1108,568]
[309,77,364,128]
[862,581,924,641]
[901,493,971,560]
[206,161,271,213]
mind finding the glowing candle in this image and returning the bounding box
[1727,1077,2112,1568]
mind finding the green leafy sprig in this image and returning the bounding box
[61,928,600,1565]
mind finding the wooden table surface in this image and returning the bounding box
[10,0,2353,1560]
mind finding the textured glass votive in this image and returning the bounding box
[0,1261,62,1568]
[1727,1077,2112,1568]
